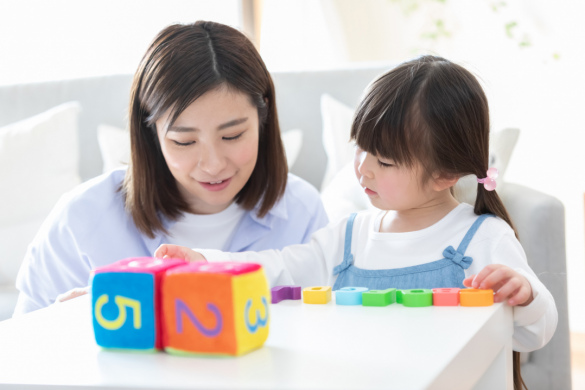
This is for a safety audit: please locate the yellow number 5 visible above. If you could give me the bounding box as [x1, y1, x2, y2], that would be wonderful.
[95, 294, 142, 330]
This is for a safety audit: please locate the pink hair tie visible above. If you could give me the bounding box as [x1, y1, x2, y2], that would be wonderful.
[477, 167, 498, 191]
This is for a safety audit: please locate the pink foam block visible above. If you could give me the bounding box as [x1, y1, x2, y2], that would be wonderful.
[432, 288, 461, 306]
[270, 286, 302, 303]
[94, 257, 188, 275]
[165, 262, 261, 276]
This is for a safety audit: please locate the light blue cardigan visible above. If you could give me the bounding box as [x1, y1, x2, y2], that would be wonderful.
[14, 168, 328, 315]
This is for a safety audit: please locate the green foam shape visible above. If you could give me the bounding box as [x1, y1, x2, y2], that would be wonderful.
[362, 288, 396, 307]
[396, 289, 403, 304]
[402, 289, 433, 307]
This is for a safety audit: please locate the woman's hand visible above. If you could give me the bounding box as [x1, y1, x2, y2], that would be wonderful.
[54, 286, 90, 304]
[154, 244, 207, 262]
[463, 264, 534, 306]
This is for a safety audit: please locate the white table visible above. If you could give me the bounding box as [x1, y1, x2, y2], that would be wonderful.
[0, 294, 512, 389]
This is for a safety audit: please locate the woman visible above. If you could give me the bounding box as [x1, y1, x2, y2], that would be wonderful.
[14, 21, 328, 315]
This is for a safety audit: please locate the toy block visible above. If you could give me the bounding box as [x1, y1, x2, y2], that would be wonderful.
[362, 288, 396, 307]
[402, 289, 433, 307]
[271, 285, 301, 303]
[162, 262, 270, 356]
[335, 287, 368, 305]
[460, 289, 494, 307]
[303, 286, 332, 304]
[396, 289, 403, 304]
[432, 288, 461, 306]
[91, 257, 187, 351]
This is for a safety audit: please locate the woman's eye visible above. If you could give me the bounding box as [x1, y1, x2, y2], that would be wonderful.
[172, 140, 195, 146]
[223, 132, 244, 141]
[377, 160, 393, 168]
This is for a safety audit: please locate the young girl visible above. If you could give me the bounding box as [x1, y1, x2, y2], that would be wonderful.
[156, 55, 556, 390]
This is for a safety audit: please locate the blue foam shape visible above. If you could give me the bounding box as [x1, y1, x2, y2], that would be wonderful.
[91, 272, 155, 350]
[335, 287, 369, 305]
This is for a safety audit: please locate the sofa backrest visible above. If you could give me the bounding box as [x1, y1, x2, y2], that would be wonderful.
[0, 64, 392, 188]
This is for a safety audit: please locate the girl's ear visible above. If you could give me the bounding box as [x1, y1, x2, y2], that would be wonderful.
[431, 174, 459, 192]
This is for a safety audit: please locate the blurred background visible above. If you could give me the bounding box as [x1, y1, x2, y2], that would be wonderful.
[1, 0, 584, 381]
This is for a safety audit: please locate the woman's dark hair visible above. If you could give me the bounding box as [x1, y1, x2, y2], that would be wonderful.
[123, 21, 287, 238]
[351, 55, 526, 390]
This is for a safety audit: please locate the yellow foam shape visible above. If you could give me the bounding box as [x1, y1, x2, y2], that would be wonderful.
[303, 286, 332, 304]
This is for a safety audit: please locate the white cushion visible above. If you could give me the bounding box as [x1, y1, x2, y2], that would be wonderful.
[97, 124, 303, 173]
[0, 102, 81, 284]
[97, 124, 130, 173]
[320, 93, 355, 191]
[282, 129, 303, 169]
[319, 94, 519, 221]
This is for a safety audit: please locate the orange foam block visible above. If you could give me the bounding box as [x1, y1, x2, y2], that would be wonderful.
[432, 288, 461, 306]
[162, 262, 270, 356]
[460, 289, 494, 307]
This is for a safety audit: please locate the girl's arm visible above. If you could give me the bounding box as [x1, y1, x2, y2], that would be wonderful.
[157, 216, 349, 288]
[467, 227, 558, 353]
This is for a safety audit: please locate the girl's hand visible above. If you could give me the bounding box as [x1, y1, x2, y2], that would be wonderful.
[463, 264, 534, 306]
[154, 244, 207, 262]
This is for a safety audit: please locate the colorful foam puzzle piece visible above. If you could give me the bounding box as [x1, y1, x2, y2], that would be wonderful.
[402, 289, 433, 307]
[162, 262, 270, 356]
[460, 288, 494, 307]
[91, 257, 187, 351]
[271, 285, 301, 303]
[396, 289, 403, 304]
[303, 286, 332, 304]
[335, 287, 369, 305]
[432, 288, 461, 306]
[362, 288, 396, 307]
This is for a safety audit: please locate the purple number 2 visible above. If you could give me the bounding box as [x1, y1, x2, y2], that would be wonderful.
[175, 299, 223, 337]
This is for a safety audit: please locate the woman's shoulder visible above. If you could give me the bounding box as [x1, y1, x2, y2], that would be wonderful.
[44, 168, 128, 232]
[62, 168, 126, 211]
[282, 173, 323, 209]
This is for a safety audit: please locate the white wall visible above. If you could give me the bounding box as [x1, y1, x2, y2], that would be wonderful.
[0, 0, 241, 85]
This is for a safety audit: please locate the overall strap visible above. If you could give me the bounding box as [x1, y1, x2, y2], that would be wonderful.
[442, 213, 494, 270]
[333, 213, 357, 276]
[456, 214, 495, 254]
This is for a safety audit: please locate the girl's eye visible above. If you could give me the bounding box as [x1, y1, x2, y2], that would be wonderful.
[172, 140, 195, 146]
[377, 160, 393, 168]
[223, 132, 244, 141]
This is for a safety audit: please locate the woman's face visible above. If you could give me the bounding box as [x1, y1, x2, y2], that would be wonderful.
[156, 86, 259, 214]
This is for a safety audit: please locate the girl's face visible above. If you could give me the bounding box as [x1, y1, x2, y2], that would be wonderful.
[354, 147, 437, 211]
[156, 86, 259, 215]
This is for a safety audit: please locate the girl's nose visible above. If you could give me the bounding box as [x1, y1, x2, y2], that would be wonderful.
[357, 151, 374, 178]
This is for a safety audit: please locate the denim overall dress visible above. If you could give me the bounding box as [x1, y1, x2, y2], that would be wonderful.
[332, 213, 494, 291]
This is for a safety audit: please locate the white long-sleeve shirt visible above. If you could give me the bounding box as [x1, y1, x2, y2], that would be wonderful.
[200, 203, 557, 353]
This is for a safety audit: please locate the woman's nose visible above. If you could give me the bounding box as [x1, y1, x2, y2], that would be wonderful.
[198, 146, 226, 176]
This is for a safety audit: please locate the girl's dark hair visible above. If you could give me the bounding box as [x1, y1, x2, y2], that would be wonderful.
[122, 21, 287, 239]
[351, 55, 526, 390]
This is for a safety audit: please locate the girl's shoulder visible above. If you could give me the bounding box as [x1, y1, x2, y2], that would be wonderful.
[456, 203, 516, 240]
